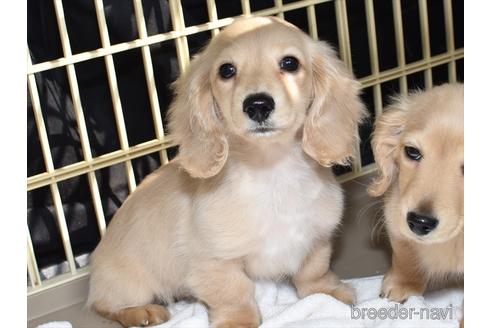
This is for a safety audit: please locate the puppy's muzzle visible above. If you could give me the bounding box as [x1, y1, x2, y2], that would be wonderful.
[243, 93, 275, 123]
[406, 211, 439, 236]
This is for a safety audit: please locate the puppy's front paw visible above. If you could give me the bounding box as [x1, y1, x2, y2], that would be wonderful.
[294, 272, 356, 305]
[214, 322, 259, 328]
[116, 304, 170, 327]
[380, 273, 425, 303]
[330, 282, 356, 305]
[211, 305, 260, 328]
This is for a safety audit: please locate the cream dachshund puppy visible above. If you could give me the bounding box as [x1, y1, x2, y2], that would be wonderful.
[87, 17, 366, 327]
[368, 83, 463, 321]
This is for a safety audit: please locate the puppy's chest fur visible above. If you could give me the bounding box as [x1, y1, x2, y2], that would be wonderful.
[194, 151, 342, 279]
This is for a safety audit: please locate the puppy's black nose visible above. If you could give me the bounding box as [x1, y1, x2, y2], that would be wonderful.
[243, 93, 275, 123]
[406, 212, 439, 236]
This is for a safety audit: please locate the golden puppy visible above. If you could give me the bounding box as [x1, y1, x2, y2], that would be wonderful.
[87, 16, 366, 328]
[368, 83, 463, 306]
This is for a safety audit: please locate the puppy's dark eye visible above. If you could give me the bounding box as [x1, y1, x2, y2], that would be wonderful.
[219, 63, 236, 79]
[279, 56, 299, 72]
[405, 146, 422, 161]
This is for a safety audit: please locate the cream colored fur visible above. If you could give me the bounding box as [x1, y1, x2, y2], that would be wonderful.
[87, 16, 366, 327]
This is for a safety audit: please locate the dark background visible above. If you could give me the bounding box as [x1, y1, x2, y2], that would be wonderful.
[27, 0, 464, 273]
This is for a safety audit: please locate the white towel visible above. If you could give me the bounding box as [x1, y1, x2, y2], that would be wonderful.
[37, 275, 463, 328]
[36, 322, 72, 328]
[158, 275, 463, 328]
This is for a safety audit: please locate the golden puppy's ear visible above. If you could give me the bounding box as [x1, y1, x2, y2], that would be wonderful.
[368, 103, 407, 196]
[302, 41, 367, 167]
[168, 56, 228, 178]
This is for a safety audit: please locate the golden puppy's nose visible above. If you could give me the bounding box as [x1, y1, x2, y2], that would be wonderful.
[407, 211, 439, 236]
[243, 93, 275, 123]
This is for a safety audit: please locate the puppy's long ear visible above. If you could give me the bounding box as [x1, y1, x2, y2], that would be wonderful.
[367, 101, 408, 196]
[168, 55, 228, 178]
[302, 41, 367, 167]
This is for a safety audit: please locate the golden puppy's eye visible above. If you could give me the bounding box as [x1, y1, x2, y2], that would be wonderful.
[219, 63, 236, 79]
[279, 56, 299, 72]
[404, 146, 422, 161]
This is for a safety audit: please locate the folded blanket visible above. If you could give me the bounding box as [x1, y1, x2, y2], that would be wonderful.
[36, 322, 73, 328]
[37, 275, 463, 328]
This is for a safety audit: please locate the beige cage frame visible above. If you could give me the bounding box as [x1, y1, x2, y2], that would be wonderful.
[27, 0, 463, 299]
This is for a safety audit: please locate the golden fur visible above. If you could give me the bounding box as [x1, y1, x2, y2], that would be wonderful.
[87, 17, 366, 327]
[368, 83, 463, 317]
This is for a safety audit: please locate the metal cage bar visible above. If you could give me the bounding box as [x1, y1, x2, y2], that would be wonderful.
[206, 0, 220, 37]
[307, 5, 318, 40]
[94, 0, 137, 197]
[241, 0, 252, 15]
[418, 0, 433, 88]
[334, 0, 353, 70]
[52, 0, 107, 237]
[334, 0, 361, 173]
[27, 57, 77, 275]
[28, 0, 333, 75]
[364, 0, 383, 118]
[359, 48, 462, 87]
[443, 0, 457, 83]
[275, 0, 285, 19]
[28, 266, 91, 296]
[27, 139, 174, 191]
[169, 0, 191, 72]
[392, 0, 408, 95]
[133, 0, 169, 165]
[27, 227, 41, 287]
